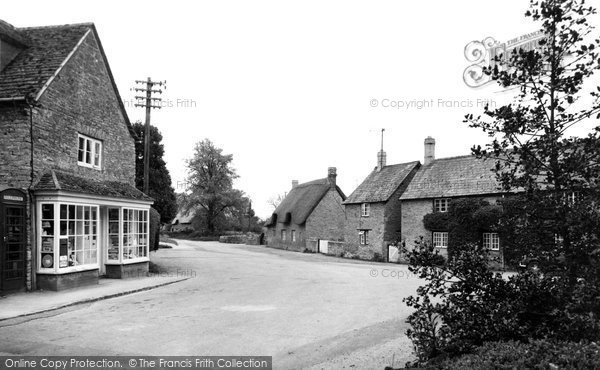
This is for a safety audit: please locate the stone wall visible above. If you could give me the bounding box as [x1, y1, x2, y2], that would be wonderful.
[343, 202, 386, 259]
[31, 31, 135, 185]
[305, 188, 345, 241]
[0, 104, 32, 188]
[265, 223, 307, 251]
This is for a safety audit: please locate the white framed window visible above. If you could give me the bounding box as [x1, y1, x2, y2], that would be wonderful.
[106, 207, 149, 263]
[39, 203, 99, 272]
[281, 229, 286, 241]
[433, 232, 448, 248]
[434, 198, 450, 213]
[483, 232, 500, 251]
[361, 203, 370, 217]
[291, 230, 296, 242]
[359, 230, 369, 245]
[77, 134, 102, 169]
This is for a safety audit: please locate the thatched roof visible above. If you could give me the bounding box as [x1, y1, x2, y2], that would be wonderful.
[344, 161, 420, 204]
[267, 178, 345, 226]
[400, 155, 503, 200]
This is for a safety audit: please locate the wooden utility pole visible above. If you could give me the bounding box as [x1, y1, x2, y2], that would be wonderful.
[133, 78, 166, 194]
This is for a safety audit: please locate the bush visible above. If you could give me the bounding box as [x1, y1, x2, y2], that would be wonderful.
[149, 207, 161, 252]
[423, 212, 451, 231]
[403, 238, 600, 367]
[430, 340, 600, 369]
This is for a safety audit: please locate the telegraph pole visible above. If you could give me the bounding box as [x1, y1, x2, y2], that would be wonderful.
[133, 78, 166, 194]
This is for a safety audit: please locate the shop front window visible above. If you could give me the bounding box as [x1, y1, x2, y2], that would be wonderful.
[39, 203, 99, 271]
[123, 208, 148, 260]
[106, 207, 149, 263]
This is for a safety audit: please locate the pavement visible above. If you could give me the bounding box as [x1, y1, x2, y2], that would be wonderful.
[0, 271, 189, 321]
[0, 240, 421, 369]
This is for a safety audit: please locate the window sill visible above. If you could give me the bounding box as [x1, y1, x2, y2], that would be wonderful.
[122, 257, 150, 265]
[37, 264, 99, 274]
[77, 162, 102, 171]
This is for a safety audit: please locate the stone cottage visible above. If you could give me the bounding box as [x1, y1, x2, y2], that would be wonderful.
[343, 149, 420, 260]
[400, 137, 505, 262]
[0, 20, 152, 292]
[266, 168, 346, 252]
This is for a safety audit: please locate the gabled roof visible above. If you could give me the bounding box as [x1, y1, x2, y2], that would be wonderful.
[33, 170, 152, 202]
[344, 161, 420, 204]
[0, 21, 136, 139]
[268, 179, 345, 226]
[400, 155, 503, 200]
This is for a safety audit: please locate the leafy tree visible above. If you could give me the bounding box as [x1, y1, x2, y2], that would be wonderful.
[466, 0, 600, 287]
[182, 139, 246, 235]
[405, 0, 600, 365]
[133, 122, 178, 224]
[267, 192, 287, 210]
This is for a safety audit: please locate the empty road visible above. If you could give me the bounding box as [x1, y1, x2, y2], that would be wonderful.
[0, 240, 422, 369]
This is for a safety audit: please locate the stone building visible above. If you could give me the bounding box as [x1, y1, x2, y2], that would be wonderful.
[343, 149, 419, 260]
[400, 137, 505, 262]
[0, 20, 152, 292]
[265, 168, 346, 252]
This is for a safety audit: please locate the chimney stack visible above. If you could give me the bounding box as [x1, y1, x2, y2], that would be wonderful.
[424, 136, 435, 165]
[377, 150, 387, 171]
[291, 180, 299, 189]
[327, 167, 337, 188]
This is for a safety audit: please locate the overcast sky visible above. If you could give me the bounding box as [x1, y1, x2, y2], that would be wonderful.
[3, 1, 599, 218]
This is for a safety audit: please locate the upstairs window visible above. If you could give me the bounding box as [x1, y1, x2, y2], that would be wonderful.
[361, 203, 370, 217]
[78, 134, 102, 169]
[434, 198, 450, 213]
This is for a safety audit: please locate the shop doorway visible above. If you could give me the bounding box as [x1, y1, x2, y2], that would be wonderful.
[0, 189, 27, 292]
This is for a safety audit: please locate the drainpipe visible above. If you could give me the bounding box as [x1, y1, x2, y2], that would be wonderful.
[25, 93, 36, 291]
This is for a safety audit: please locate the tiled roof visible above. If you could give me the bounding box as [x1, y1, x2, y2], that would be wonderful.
[0, 23, 91, 100]
[400, 155, 503, 200]
[0, 20, 136, 140]
[33, 170, 153, 202]
[269, 179, 345, 226]
[344, 161, 420, 204]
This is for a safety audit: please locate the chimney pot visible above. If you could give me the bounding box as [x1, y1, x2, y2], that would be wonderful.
[327, 167, 337, 188]
[377, 150, 387, 171]
[424, 136, 436, 165]
[291, 180, 299, 189]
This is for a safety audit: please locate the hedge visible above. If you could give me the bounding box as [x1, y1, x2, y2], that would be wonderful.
[429, 340, 600, 369]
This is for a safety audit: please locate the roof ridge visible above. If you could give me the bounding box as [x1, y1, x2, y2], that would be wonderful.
[428, 154, 478, 162]
[50, 170, 61, 190]
[383, 160, 421, 167]
[295, 178, 327, 188]
[17, 22, 94, 30]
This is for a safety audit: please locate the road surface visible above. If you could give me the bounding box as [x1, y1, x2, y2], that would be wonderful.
[0, 240, 422, 369]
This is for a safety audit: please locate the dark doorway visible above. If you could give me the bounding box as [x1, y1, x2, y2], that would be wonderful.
[0, 189, 27, 292]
